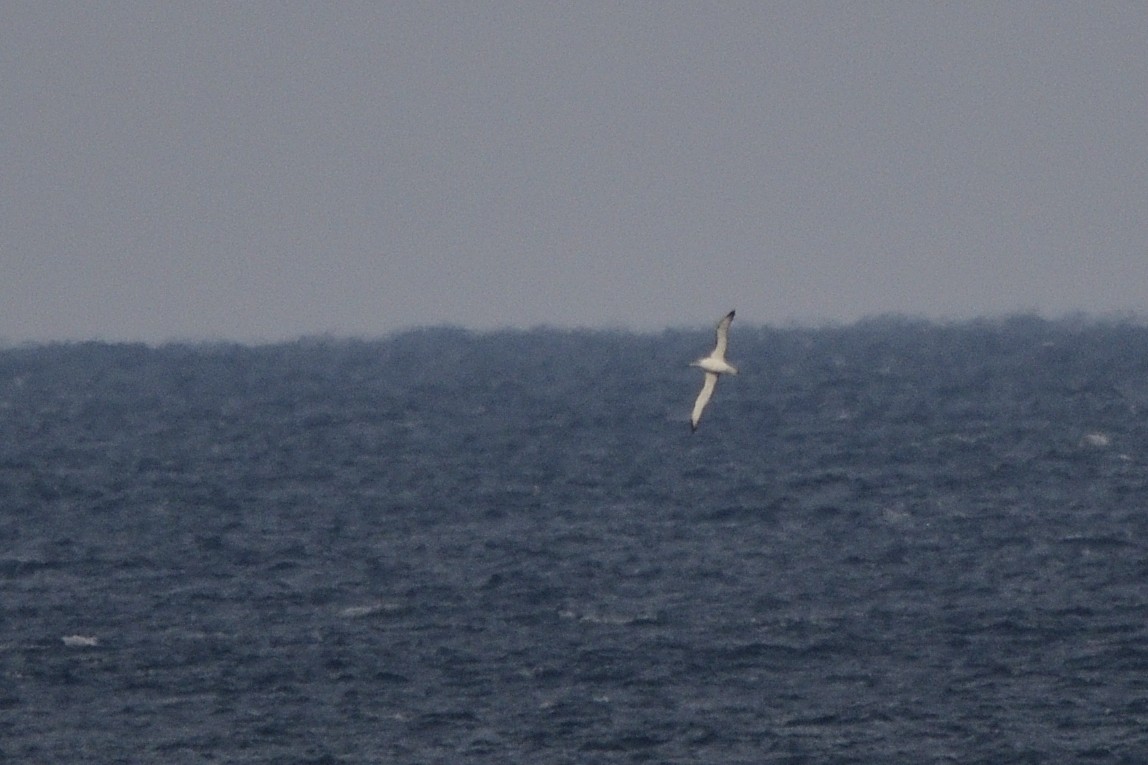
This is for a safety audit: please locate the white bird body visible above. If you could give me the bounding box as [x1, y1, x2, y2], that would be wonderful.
[690, 310, 737, 431]
[691, 356, 738, 375]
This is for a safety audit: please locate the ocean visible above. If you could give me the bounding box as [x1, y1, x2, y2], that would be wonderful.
[2, 317, 1147, 763]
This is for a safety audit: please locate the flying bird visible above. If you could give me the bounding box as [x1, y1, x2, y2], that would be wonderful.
[689, 310, 738, 432]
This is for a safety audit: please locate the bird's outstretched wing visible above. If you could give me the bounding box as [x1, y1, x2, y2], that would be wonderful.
[691, 372, 718, 431]
[712, 310, 735, 360]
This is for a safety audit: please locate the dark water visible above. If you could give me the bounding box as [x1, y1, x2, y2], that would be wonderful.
[3, 317, 1148, 763]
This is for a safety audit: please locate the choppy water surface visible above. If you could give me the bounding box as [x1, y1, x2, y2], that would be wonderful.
[3, 318, 1148, 763]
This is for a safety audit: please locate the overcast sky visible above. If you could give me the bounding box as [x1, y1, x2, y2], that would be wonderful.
[3, 2, 1146, 343]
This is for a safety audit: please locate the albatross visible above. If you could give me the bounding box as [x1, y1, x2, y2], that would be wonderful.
[690, 310, 738, 432]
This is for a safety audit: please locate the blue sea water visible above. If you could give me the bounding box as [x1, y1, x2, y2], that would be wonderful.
[2, 317, 1148, 763]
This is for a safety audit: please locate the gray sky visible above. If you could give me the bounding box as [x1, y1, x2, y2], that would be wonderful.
[3, 2, 1147, 343]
